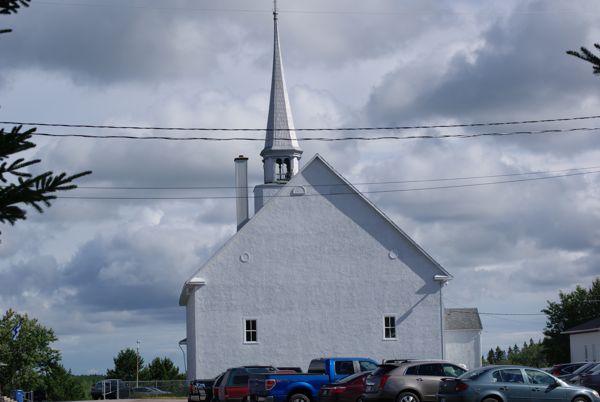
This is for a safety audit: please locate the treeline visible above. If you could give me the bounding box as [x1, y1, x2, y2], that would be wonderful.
[485, 338, 547, 367]
[106, 348, 184, 381]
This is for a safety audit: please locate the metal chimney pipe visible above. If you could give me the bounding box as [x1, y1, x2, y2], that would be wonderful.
[234, 155, 249, 231]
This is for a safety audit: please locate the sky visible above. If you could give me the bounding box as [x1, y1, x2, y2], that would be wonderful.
[1, 0, 600, 375]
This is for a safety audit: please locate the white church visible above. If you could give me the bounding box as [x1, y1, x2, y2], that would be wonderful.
[179, 6, 482, 379]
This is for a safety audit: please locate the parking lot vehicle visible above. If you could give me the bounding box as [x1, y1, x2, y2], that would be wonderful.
[91, 379, 130, 400]
[437, 365, 600, 402]
[561, 362, 600, 384]
[581, 364, 600, 392]
[549, 362, 587, 376]
[215, 366, 278, 402]
[249, 357, 378, 402]
[362, 360, 466, 402]
[319, 371, 372, 402]
[189, 378, 218, 402]
[132, 386, 171, 397]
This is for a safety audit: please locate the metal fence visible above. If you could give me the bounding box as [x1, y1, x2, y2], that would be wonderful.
[123, 380, 188, 397]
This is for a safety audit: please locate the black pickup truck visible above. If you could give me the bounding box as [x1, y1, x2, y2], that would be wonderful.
[189, 375, 221, 402]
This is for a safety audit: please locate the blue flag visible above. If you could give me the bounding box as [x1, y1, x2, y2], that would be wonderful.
[11, 321, 22, 341]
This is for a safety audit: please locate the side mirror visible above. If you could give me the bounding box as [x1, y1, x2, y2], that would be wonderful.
[548, 381, 560, 389]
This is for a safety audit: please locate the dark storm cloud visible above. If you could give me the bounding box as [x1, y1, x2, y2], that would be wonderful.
[61, 231, 194, 311]
[0, 1, 246, 84]
[366, 1, 600, 124]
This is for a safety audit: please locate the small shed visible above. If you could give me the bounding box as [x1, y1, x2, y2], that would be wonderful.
[563, 317, 600, 362]
[444, 308, 482, 369]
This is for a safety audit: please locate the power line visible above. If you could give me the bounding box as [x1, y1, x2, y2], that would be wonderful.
[75, 165, 600, 190]
[32, 1, 589, 16]
[479, 312, 545, 316]
[18, 126, 600, 142]
[3, 114, 600, 131]
[58, 169, 600, 200]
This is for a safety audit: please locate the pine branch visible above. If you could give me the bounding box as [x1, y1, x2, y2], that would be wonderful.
[0, 125, 92, 229]
[0, 0, 31, 15]
[0, 0, 31, 34]
[567, 43, 600, 75]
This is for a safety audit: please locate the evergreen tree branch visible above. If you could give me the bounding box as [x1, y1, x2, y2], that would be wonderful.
[0, 0, 31, 34]
[567, 43, 600, 75]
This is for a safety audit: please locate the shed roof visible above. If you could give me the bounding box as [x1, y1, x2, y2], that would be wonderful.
[445, 308, 482, 331]
[563, 317, 600, 334]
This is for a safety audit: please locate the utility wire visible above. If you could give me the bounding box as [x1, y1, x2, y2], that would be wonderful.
[58, 169, 600, 200]
[3, 114, 600, 131]
[76, 165, 600, 190]
[19, 126, 600, 142]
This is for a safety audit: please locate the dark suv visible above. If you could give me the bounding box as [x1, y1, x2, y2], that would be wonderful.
[91, 379, 130, 400]
[362, 360, 466, 402]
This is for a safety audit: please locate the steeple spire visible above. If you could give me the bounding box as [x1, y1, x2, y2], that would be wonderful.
[261, 0, 303, 184]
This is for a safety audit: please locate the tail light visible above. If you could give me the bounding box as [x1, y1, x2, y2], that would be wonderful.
[189, 384, 193, 393]
[265, 379, 277, 391]
[329, 386, 347, 394]
[379, 374, 390, 389]
[456, 382, 469, 392]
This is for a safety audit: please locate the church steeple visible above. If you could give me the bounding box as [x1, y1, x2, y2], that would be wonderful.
[261, 0, 303, 184]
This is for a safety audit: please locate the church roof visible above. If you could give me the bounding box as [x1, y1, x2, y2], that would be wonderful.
[444, 308, 483, 331]
[261, 8, 302, 157]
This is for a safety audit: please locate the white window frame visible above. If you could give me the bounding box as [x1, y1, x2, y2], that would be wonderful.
[383, 314, 397, 340]
[243, 318, 258, 344]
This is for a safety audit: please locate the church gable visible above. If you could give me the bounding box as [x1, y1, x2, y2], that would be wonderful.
[181, 153, 449, 307]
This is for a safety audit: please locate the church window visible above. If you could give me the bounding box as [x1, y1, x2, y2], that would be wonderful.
[244, 319, 257, 343]
[383, 315, 396, 339]
[275, 158, 290, 181]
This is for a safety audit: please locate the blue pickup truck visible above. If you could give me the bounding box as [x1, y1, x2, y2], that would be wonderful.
[248, 357, 378, 402]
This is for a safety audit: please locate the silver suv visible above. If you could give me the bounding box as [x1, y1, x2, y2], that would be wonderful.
[361, 360, 466, 402]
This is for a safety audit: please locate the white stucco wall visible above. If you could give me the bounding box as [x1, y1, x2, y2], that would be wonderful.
[185, 156, 448, 379]
[570, 331, 600, 362]
[444, 330, 482, 370]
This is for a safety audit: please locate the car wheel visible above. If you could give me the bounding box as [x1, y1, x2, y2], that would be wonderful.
[356, 397, 365, 402]
[289, 393, 310, 402]
[572, 397, 590, 402]
[397, 391, 420, 402]
[481, 397, 501, 402]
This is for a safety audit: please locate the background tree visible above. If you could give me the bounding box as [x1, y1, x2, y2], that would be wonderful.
[106, 348, 144, 381]
[567, 44, 600, 75]
[494, 346, 505, 362]
[542, 279, 600, 364]
[143, 357, 181, 381]
[0, 309, 60, 394]
[486, 348, 496, 365]
[43, 364, 85, 401]
[0, 1, 91, 237]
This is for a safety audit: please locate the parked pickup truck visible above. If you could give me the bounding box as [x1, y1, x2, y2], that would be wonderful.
[248, 357, 378, 402]
[189, 377, 219, 402]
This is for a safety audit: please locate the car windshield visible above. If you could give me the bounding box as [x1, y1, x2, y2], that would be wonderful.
[572, 363, 595, 375]
[458, 367, 490, 380]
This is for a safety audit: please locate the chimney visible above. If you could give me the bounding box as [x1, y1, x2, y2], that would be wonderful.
[234, 155, 249, 231]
